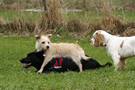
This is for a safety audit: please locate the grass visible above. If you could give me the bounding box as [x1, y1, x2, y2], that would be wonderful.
[113, 10, 135, 22]
[0, 0, 135, 89]
[0, 9, 135, 23]
[0, 35, 135, 89]
[0, 10, 41, 22]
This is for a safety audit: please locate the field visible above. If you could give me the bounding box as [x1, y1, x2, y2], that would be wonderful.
[0, 0, 135, 89]
[0, 35, 135, 89]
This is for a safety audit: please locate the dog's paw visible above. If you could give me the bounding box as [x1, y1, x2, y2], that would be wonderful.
[37, 72, 42, 74]
[114, 69, 118, 72]
[37, 70, 42, 74]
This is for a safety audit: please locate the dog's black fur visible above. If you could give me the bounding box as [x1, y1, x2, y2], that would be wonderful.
[20, 50, 112, 73]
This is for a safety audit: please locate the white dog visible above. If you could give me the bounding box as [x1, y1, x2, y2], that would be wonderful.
[35, 34, 91, 73]
[90, 30, 135, 70]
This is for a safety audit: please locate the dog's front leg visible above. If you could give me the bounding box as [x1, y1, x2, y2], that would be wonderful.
[37, 56, 52, 73]
[111, 54, 121, 70]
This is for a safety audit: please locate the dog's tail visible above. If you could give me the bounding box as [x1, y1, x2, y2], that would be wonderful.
[101, 62, 112, 67]
[81, 54, 91, 60]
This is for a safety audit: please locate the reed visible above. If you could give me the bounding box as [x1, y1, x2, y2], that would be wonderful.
[34, 0, 64, 35]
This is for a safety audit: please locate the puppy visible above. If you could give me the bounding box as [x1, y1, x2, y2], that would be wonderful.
[35, 34, 91, 73]
[90, 30, 135, 70]
[20, 50, 112, 73]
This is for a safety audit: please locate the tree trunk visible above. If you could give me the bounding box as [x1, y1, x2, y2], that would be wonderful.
[43, 0, 47, 11]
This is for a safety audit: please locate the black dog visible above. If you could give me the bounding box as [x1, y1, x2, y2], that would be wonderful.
[20, 50, 112, 73]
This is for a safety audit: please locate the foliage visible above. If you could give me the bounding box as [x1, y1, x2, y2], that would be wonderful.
[0, 0, 135, 36]
[34, 0, 64, 35]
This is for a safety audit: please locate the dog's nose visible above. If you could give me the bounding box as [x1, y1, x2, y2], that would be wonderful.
[20, 59, 23, 63]
[46, 46, 49, 49]
[90, 40, 92, 44]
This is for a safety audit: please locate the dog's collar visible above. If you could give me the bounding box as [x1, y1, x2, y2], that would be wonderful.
[103, 39, 110, 47]
[43, 53, 46, 56]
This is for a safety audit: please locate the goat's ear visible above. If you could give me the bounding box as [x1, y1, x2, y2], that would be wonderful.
[47, 34, 52, 38]
[35, 35, 41, 40]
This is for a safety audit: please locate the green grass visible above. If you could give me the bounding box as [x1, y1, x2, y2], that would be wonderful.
[113, 10, 135, 22]
[0, 35, 135, 89]
[0, 10, 41, 22]
[0, 9, 135, 23]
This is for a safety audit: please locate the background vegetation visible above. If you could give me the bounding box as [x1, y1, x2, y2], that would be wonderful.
[0, 0, 134, 36]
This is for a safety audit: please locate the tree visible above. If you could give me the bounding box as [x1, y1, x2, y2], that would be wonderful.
[42, 0, 47, 11]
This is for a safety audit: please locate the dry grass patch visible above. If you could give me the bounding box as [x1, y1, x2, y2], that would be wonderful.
[66, 19, 87, 32]
[34, 0, 64, 35]
[3, 18, 35, 35]
[121, 28, 135, 37]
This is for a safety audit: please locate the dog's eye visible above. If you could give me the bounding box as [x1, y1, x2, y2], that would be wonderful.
[42, 42, 45, 44]
[48, 42, 50, 44]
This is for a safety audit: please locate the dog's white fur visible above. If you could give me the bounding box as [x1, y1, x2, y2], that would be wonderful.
[35, 34, 91, 73]
[90, 30, 135, 70]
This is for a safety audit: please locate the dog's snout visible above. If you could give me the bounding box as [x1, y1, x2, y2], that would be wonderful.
[90, 40, 92, 43]
[90, 40, 91, 43]
[46, 46, 49, 49]
[20, 59, 24, 63]
[90, 39, 94, 45]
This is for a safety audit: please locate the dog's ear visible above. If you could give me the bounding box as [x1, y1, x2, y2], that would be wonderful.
[94, 32, 104, 47]
[35, 35, 41, 40]
[47, 34, 52, 38]
[96, 31, 101, 34]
